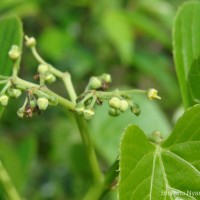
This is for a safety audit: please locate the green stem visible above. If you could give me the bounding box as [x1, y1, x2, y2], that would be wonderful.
[62, 72, 77, 103]
[12, 77, 75, 110]
[0, 160, 21, 200]
[0, 81, 11, 95]
[96, 89, 146, 99]
[75, 114, 103, 182]
[83, 159, 119, 200]
[61, 73, 102, 183]
[31, 46, 63, 78]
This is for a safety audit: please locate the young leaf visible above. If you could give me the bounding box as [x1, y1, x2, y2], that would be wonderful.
[173, 1, 200, 108]
[119, 104, 200, 199]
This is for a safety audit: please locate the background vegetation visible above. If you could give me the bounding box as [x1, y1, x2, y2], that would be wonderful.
[0, 0, 192, 199]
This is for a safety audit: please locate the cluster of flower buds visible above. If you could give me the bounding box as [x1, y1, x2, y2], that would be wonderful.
[17, 90, 49, 118]
[36, 64, 56, 84]
[108, 97, 141, 117]
[88, 73, 112, 91]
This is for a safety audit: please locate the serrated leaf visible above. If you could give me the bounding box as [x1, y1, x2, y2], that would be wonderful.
[173, 1, 200, 108]
[119, 105, 200, 200]
[0, 16, 23, 115]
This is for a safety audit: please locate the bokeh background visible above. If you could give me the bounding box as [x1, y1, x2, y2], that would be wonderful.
[0, 0, 190, 199]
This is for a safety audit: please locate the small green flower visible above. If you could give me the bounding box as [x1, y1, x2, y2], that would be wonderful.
[83, 108, 94, 120]
[37, 98, 49, 110]
[0, 95, 9, 106]
[109, 97, 121, 109]
[147, 88, 161, 100]
[25, 36, 36, 47]
[8, 45, 21, 61]
[7, 88, 22, 98]
[108, 108, 120, 117]
[89, 77, 102, 89]
[119, 100, 129, 112]
[45, 73, 56, 83]
[38, 64, 49, 74]
[75, 103, 85, 115]
[130, 103, 141, 116]
[100, 73, 112, 83]
[17, 108, 24, 118]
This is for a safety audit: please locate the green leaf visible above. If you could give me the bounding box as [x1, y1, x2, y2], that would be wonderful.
[91, 95, 171, 164]
[188, 57, 200, 102]
[119, 104, 200, 199]
[173, 1, 200, 108]
[0, 16, 23, 115]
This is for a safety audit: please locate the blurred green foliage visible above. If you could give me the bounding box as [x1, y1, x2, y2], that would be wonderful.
[0, 0, 190, 199]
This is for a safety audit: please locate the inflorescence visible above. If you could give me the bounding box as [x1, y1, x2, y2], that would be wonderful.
[0, 36, 161, 120]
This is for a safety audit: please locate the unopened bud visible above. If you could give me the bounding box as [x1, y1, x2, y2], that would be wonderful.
[149, 131, 163, 143]
[83, 108, 94, 120]
[109, 97, 121, 109]
[119, 100, 129, 112]
[108, 108, 120, 117]
[37, 98, 49, 110]
[7, 88, 22, 98]
[75, 103, 85, 115]
[45, 73, 56, 83]
[8, 45, 21, 61]
[25, 36, 36, 47]
[147, 88, 161, 100]
[30, 100, 37, 108]
[17, 108, 24, 118]
[38, 64, 49, 74]
[0, 95, 9, 106]
[89, 77, 102, 89]
[130, 103, 141, 116]
[100, 73, 112, 83]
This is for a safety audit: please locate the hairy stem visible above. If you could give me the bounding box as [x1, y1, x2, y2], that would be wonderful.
[0, 160, 21, 200]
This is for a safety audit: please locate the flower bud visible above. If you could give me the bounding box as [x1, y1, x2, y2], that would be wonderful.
[119, 100, 129, 112]
[149, 131, 163, 143]
[0, 95, 9, 106]
[147, 88, 161, 100]
[30, 100, 37, 108]
[25, 36, 36, 47]
[89, 77, 102, 89]
[130, 103, 141, 116]
[100, 73, 112, 83]
[37, 98, 49, 110]
[8, 45, 21, 61]
[75, 103, 85, 115]
[108, 108, 120, 117]
[38, 64, 49, 74]
[83, 108, 94, 120]
[17, 108, 24, 118]
[109, 97, 121, 109]
[7, 88, 22, 98]
[45, 73, 56, 83]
